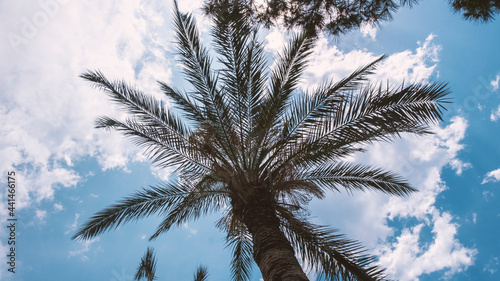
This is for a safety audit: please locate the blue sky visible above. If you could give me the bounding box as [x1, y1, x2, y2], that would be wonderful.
[1, 0, 499, 280]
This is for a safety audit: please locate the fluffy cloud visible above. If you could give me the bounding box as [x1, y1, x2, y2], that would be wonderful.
[311, 116, 475, 280]
[482, 168, 500, 184]
[1, 1, 175, 273]
[377, 212, 475, 281]
[360, 22, 377, 40]
[491, 106, 500, 121]
[301, 33, 440, 91]
[264, 28, 473, 280]
[0, 0, 175, 210]
[449, 158, 472, 175]
[491, 74, 500, 91]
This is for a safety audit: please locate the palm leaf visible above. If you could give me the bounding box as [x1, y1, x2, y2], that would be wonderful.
[72, 182, 224, 240]
[217, 212, 254, 281]
[293, 162, 416, 196]
[277, 207, 387, 281]
[149, 182, 228, 240]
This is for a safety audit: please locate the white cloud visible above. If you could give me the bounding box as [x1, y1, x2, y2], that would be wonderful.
[311, 116, 475, 280]
[449, 158, 472, 175]
[482, 168, 500, 184]
[360, 22, 377, 40]
[491, 106, 500, 121]
[35, 209, 47, 222]
[0, 0, 175, 210]
[150, 165, 174, 181]
[65, 213, 80, 235]
[377, 212, 475, 281]
[484, 257, 499, 274]
[265, 27, 288, 54]
[302, 33, 441, 91]
[491, 74, 500, 91]
[483, 190, 494, 201]
[68, 238, 100, 261]
[54, 203, 64, 211]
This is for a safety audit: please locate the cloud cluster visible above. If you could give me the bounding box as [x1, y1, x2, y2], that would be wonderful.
[303, 34, 475, 280]
[1, 1, 178, 274]
[1, 0, 175, 209]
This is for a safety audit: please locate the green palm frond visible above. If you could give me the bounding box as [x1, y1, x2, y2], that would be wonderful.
[278, 55, 386, 147]
[135, 247, 157, 281]
[212, 7, 268, 171]
[157, 82, 206, 124]
[173, 1, 239, 168]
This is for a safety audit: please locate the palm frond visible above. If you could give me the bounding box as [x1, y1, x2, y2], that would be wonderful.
[158, 81, 206, 125]
[271, 81, 449, 174]
[134, 247, 157, 281]
[95, 116, 211, 174]
[81, 70, 191, 140]
[173, 1, 242, 171]
[217, 212, 254, 281]
[212, 8, 268, 171]
[72, 183, 193, 240]
[149, 182, 228, 240]
[279, 55, 386, 145]
[277, 207, 387, 281]
[294, 162, 416, 196]
[254, 32, 316, 156]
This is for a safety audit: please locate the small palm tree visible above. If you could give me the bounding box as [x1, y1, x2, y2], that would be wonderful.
[134, 247, 208, 281]
[73, 1, 449, 280]
[135, 247, 158, 281]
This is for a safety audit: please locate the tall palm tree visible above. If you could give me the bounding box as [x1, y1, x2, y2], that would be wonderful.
[73, 1, 449, 280]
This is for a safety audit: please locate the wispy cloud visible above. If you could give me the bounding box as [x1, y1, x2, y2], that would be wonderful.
[491, 106, 500, 121]
[491, 74, 500, 91]
[53, 203, 64, 211]
[482, 168, 500, 184]
[68, 238, 100, 261]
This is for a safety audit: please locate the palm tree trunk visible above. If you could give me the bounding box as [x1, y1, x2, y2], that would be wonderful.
[240, 200, 309, 281]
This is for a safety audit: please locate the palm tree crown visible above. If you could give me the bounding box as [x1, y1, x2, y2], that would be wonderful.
[73, 1, 449, 280]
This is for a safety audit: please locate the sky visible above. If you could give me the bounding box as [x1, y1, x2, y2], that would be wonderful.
[1, 0, 499, 280]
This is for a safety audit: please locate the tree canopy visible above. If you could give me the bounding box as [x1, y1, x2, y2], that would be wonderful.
[74, 1, 449, 280]
[203, 0, 500, 35]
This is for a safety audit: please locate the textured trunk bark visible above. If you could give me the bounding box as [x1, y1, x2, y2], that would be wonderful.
[241, 201, 309, 281]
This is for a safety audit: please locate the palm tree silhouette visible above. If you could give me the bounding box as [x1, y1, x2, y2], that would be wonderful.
[134, 247, 208, 281]
[73, 1, 449, 280]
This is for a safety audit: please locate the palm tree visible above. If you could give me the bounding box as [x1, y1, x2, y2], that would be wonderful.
[134, 247, 208, 281]
[73, 1, 449, 280]
[135, 247, 158, 281]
